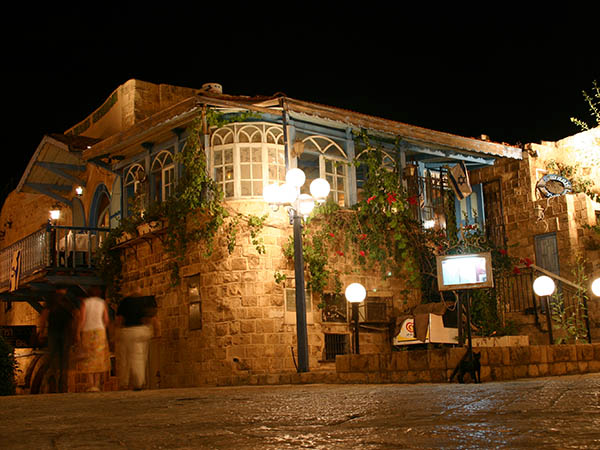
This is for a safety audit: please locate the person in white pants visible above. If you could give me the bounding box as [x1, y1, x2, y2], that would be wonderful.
[116, 295, 158, 390]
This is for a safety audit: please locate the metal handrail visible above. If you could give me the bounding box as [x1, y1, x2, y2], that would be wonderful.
[0, 225, 111, 290]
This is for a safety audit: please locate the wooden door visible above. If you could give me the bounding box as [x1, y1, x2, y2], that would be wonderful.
[534, 233, 560, 275]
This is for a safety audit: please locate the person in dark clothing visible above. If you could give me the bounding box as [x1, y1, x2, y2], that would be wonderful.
[116, 295, 159, 390]
[38, 286, 82, 393]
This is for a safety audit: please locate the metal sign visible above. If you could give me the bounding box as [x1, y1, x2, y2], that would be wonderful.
[537, 174, 572, 198]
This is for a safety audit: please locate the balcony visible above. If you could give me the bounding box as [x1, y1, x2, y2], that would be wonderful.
[0, 225, 110, 311]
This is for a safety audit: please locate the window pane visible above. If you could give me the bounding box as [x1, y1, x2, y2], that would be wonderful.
[253, 181, 262, 196]
[225, 167, 234, 181]
[215, 167, 223, 183]
[225, 182, 234, 197]
[325, 160, 333, 173]
[241, 164, 251, 179]
[253, 164, 262, 179]
[241, 181, 251, 196]
[252, 148, 262, 162]
[240, 147, 250, 163]
[224, 148, 233, 164]
[214, 150, 222, 165]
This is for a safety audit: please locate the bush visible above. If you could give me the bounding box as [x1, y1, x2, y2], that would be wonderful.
[0, 335, 17, 395]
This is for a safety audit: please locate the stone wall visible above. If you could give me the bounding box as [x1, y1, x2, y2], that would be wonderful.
[335, 344, 600, 384]
[117, 200, 420, 388]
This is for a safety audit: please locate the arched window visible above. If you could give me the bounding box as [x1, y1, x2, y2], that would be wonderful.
[151, 149, 175, 202]
[89, 184, 110, 227]
[124, 163, 146, 217]
[298, 135, 348, 206]
[209, 122, 285, 199]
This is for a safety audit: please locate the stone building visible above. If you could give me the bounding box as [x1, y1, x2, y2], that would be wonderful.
[469, 127, 600, 343]
[0, 79, 527, 392]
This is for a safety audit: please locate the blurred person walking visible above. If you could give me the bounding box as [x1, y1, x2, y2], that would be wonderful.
[116, 294, 158, 390]
[76, 286, 110, 392]
[38, 286, 80, 393]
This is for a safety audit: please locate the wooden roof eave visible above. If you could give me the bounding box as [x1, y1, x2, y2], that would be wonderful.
[281, 97, 522, 160]
[83, 94, 285, 162]
[16, 135, 86, 205]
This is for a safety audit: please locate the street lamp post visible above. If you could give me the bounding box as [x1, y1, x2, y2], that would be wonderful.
[264, 168, 330, 372]
[345, 282, 366, 354]
[533, 275, 556, 345]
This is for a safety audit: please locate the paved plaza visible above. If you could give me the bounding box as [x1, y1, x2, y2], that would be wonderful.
[1, 374, 600, 449]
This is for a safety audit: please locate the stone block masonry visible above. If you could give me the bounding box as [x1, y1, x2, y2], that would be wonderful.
[334, 344, 600, 384]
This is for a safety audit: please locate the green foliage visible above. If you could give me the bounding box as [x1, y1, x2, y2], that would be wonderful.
[550, 257, 589, 344]
[98, 109, 265, 294]
[570, 80, 600, 131]
[280, 130, 521, 337]
[545, 159, 599, 203]
[0, 336, 17, 396]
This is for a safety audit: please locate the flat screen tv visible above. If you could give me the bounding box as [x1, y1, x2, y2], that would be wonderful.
[436, 252, 494, 291]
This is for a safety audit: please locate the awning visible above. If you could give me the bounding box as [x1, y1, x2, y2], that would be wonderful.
[16, 134, 99, 206]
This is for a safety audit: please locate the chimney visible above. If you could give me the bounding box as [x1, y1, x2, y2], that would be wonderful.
[201, 83, 223, 94]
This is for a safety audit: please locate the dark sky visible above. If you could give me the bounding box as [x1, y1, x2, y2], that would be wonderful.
[3, 7, 598, 198]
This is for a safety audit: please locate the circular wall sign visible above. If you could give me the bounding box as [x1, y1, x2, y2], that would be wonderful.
[537, 174, 572, 197]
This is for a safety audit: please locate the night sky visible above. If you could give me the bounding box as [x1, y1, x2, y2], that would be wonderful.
[3, 7, 598, 200]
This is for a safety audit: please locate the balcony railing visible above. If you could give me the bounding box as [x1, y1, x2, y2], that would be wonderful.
[0, 225, 111, 291]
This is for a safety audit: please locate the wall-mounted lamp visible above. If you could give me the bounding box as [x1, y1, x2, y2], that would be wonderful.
[49, 203, 62, 222]
[75, 186, 83, 196]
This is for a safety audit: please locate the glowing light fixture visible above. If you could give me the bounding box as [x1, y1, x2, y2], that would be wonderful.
[533, 275, 556, 297]
[592, 277, 600, 297]
[285, 168, 306, 188]
[262, 167, 330, 372]
[310, 178, 330, 203]
[345, 282, 367, 304]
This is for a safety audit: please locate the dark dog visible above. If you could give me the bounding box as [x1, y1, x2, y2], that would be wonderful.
[449, 351, 481, 383]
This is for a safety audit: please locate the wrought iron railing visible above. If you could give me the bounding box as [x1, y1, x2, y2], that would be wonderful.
[496, 264, 592, 343]
[0, 225, 111, 290]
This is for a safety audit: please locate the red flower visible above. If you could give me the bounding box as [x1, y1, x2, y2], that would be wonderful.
[359, 250, 366, 257]
[367, 195, 377, 204]
[499, 249, 507, 255]
[387, 192, 397, 205]
[329, 232, 335, 238]
[336, 250, 344, 256]
[513, 267, 521, 275]
[407, 195, 418, 206]
[520, 257, 533, 268]
[358, 233, 367, 240]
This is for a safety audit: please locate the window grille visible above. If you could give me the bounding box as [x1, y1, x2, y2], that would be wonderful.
[324, 333, 349, 361]
[359, 298, 388, 323]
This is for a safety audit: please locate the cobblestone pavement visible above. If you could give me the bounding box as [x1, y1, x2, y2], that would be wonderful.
[1, 374, 600, 449]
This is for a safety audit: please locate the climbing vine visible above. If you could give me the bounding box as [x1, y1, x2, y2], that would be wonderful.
[545, 159, 599, 202]
[279, 130, 521, 336]
[99, 108, 267, 298]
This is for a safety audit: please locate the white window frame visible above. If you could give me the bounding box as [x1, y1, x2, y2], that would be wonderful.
[123, 163, 146, 217]
[298, 135, 348, 207]
[151, 149, 175, 202]
[209, 123, 285, 199]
